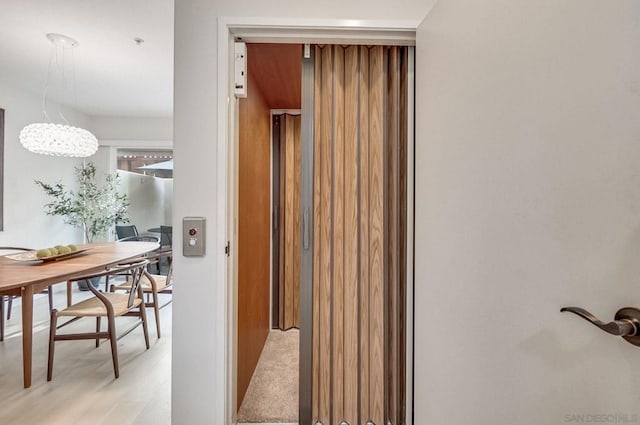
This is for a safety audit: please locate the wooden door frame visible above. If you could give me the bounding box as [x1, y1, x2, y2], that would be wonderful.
[217, 18, 417, 425]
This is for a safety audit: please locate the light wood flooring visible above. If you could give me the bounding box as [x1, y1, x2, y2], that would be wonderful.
[0, 283, 171, 425]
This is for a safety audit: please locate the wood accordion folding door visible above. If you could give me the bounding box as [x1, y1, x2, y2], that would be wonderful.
[309, 44, 408, 425]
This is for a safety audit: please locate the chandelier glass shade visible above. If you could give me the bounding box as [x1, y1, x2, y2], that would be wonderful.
[19, 33, 98, 158]
[20, 123, 98, 157]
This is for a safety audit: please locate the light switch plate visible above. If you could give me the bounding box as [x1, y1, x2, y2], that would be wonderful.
[183, 217, 206, 257]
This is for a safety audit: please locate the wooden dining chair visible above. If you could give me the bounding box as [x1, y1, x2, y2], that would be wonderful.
[158, 226, 172, 272]
[110, 250, 173, 338]
[47, 259, 151, 381]
[105, 235, 161, 288]
[159, 225, 172, 249]
[0, 246, 54, 342]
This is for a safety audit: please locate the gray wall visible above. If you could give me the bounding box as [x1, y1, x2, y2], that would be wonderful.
[415, 1, 640, 424]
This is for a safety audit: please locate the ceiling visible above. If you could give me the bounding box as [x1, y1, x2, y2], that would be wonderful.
[0, 0, 173, 118]
[247, 43, 301, 110]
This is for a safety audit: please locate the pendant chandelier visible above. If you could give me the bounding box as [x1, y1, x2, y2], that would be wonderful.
[19, 33, 98, 158]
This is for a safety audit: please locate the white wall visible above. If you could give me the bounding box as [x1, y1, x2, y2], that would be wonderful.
[0, 83, 166, 247]
[90, 115, 173, 141]
[211, 0, 430, 20]
[415, 1, 640, 424]
[90, 117, 174, 242]
[118, 170, 171, 236]
[0, 82, 86, 247]
[173, 2, 435, 424]
[162, 177, 173, 225]
[173, 5, 220, 424]
[91, 145, 118, 175]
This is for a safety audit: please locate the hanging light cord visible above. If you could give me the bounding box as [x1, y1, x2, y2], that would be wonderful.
[41, 41, 54, 123]
[72, 46, 78, 124]
[41, 40, 72, 126]
[58, 41, 70, 125]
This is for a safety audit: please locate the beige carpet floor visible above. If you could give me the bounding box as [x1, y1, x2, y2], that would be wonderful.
[237, 329, 299, 423]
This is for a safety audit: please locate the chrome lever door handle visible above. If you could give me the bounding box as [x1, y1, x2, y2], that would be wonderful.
[560, 306, 637, 336]
[561, 306, 640, 347]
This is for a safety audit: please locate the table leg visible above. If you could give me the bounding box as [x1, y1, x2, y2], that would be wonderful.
[21, 285, 34, 388]
[66, 281, 72, 307]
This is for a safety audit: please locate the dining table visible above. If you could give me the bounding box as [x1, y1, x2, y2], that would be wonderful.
[0, 241, 159, 388]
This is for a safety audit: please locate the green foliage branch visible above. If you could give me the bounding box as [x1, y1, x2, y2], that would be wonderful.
[35, 163, 129, 243]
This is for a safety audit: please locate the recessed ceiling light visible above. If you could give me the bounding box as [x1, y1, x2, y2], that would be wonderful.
[134, 37, 144, 46]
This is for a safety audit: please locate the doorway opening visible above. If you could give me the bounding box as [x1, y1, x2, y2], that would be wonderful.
[236, 43, 302, 424]
[230, 35, 415, 425]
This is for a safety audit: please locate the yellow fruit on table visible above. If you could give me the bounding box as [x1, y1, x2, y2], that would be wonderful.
[49, 247, 59, 256]
[67, 244, 78, 252]
[36, 249, 52, 259]
[56, 246, 71, 255]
